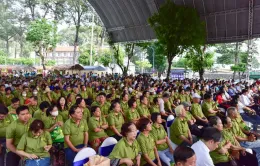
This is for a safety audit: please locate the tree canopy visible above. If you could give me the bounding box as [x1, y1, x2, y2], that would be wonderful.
[148, 0, 206, 79]
[26, 18, 58, 70]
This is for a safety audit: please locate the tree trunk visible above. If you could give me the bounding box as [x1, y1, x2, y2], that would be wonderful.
[41, 56, 46, 70]
[20, 42, 23, 58]
[166, 55, 173, 80]
[73, 25, 80, 64]
[199, 69, 204, 80]
[100, 28, 105, 47]
[6, 40, 9, 56]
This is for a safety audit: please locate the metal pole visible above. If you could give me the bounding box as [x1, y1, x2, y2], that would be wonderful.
[149, 46, 155, 77]
[90, 12, 94, 66]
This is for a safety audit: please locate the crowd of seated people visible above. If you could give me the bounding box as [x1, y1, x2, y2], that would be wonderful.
[0, 73, 260, 166]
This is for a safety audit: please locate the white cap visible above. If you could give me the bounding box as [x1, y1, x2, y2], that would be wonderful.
[192, 93, 201, 99]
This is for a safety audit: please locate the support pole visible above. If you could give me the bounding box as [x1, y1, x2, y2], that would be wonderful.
[247, 0, 254, 81]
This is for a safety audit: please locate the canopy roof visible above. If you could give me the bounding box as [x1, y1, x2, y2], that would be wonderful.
[89, 0, 260, 43]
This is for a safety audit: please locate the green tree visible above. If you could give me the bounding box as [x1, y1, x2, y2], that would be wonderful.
[78, 46, 97, 66]
[63, 0, 89, 64]
[137, 42, 167, 77]
[46, 59, 56, 66]
[185, 46, 214, 79]
[136, 60, 152, 73]
[98, 50, 113, 67]
[26, 18, 58, 70]
[172, 58, 188, 68]
[0, 3, 18, 55]
[148, 0, 206, 79]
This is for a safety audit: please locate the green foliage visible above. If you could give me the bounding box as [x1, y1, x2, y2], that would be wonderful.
[0, 2, 19, 54]
[138, 42, 167, 74]
[78, 46, 97, 66]
[185, 47, 214, 79]
[231, 64, 246, 72]
[172, 58, 188, 68]
[26, 18, 58, 69]
[135, 60, 152, 69]
[216, 43, 242, 64]
[148, 0, 206, 79]
[98, 50, 113, 67]
[46, 60, 56, 66]
[0, 56, 38, 66]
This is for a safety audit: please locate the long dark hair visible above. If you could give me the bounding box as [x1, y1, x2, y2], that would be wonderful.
[57, 96, 68, 111]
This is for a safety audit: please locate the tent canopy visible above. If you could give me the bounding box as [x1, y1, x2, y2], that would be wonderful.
[89, 0, 260, 44]
[83, 66, 107, 71]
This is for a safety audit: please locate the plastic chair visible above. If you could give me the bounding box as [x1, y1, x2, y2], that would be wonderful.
[98, 137, 118, 157]
[73, 147, 96, 166]
[166, 115, 178, 150]
[166, 115, 175, 136]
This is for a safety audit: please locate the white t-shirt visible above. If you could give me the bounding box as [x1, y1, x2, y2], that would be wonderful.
[158, 98, 165, 113]
[240, 94, 251, 106]
[191, 140, 214, 166]
[238, 101, 245, 114]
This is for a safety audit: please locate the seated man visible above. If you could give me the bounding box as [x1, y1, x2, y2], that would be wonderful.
[173, 146, 196, 166]
[191, 127, 222, 166]
[64, 105, 89, 166]
[202, 93, 223, 118]
[170, 105, 196, 147]
[6, 105, 34, 166]
[227, 107, 260, 164]
[182, 102, 202, 137]
[0, 105, 11, 166]
[191, 93, 209, 127]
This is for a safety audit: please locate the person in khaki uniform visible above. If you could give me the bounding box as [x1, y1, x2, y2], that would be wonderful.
[137, 96, 150, 119]
[33, 101, 50, 121]
[0, 105, 12, 166]
[109, 122, 141, 166]
[91, 92, 111, 117]
[43, 105, 65, 166]
[170, 105, 195, 147]
[125, 98, 140, 124]
[75, 98, 91, 121]
[136, 118, 162, 166]
[16, 120, 52, 166]
[191, 93, 209, 127]
[150, 113, 174, 166]
[150, 97, 160, 114]
[6, 105, 34, 166]
[3, 87, 14, 107]
[120, 93, 129, 113]
[202, 93, 220, 118]
[64, 105, 89, 166]
[80, 85, 88, 99]
[107, 101, 125, 141]
[88, 106, 108, 152]
[7, 97, 20, 122]
[57, 96, 70, 122]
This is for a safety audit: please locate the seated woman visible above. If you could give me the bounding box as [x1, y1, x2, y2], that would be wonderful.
[125, 98, 140, 124]
[136, 118, 162, 166]
[221, 116, 258, 166]
[109, 122, 141, 166]
[170, 105, 196, 147]
[57, 96, 69, 122]
[16, 119, 52, 166]
[150, 113, 174, 166]
[43, 105, 65, 166]
[88, 106, 108, 152]
[107, 101, 125, 141]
